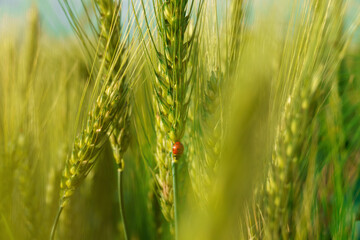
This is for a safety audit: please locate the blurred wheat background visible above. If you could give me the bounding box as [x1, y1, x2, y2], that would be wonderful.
[1, 0, 360, 239]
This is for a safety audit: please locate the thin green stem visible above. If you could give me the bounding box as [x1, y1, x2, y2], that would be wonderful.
[50, 207, 63, 240]
[172, 157, 179, 240]
[117, 168, 128, 240]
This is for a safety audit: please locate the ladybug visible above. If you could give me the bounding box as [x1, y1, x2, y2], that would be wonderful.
[172, 141, 184, 157]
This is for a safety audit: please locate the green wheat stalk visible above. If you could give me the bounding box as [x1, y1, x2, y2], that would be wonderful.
[94, 0, 132, 237]
[187, 0, 247, 208]
[265, 1, 360, 238]
[51, 0, 137, 238]
[132, 0, 204, 237]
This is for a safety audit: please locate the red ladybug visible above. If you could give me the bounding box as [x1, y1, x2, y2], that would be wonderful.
[172, 142, 184, 156]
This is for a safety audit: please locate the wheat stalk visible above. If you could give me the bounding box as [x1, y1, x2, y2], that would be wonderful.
[187, 0, 247, 208]
[57, 68, 127, 205]
[264, 1, 358, 238]
[51, 1, 133, 238]
[188, 55, 222, 207]
[228, 0, 245, 74]
[150, 0, 202, 229]
[94, 1, 132, 238]
[133, 0, 200, 219]
[132, 0, 203, 236]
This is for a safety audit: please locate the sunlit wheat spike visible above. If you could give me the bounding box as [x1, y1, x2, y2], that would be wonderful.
[94, 0, 132, 170]
[264, 0, 358, 238]
[50, 1, 137, 239]
[133, 0, 204, 222]
[59, 78, 127, 207]
[187, 0, 247, 208]
[229, 0, 246, 72]
[150, 0, 203, 222]
[188, 36, 223, 205]
[58, 0, 132, 209]
[109, 110, 131, 168]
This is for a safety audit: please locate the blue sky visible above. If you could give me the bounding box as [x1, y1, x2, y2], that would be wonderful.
[0, 0, 133, 36]
[0, 0, 290, 36]
[1, 0, 360, 37]
[0, 0, 70, 35]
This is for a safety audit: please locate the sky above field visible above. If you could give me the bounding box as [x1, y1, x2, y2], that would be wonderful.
[0, 0, 129, 35]
[0, 0, 274, 36]
[0, 0, 359, 38]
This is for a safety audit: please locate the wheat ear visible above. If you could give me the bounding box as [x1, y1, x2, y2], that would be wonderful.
[150, 0, 203, 230]
[188, 0, 247, 207]
[54, 68, 126, 210]
[265, 1, 357, 238]
[228, 0, 245, 73]
[132, 0, 203, 236]
[51, 1, 131, 238]
[95, 1, 132, 238]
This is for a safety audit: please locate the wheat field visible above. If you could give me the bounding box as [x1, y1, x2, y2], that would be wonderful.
[1, 0, 360, 239]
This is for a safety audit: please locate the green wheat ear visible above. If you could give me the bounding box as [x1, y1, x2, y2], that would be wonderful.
[264, 1, 359, 238]
[51, 0, 137, 238]
[187, 0, 248, 208]
[133, 0, 203, 224]
[94, 0, 132, 171]
[59, 75, 128, 207]
[153, 0, 203, 223]
[94, 1, 132, 238]
[57, 0, 131, 205]
[153, 1, 192, 222]
[188, 68, 222, 207]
